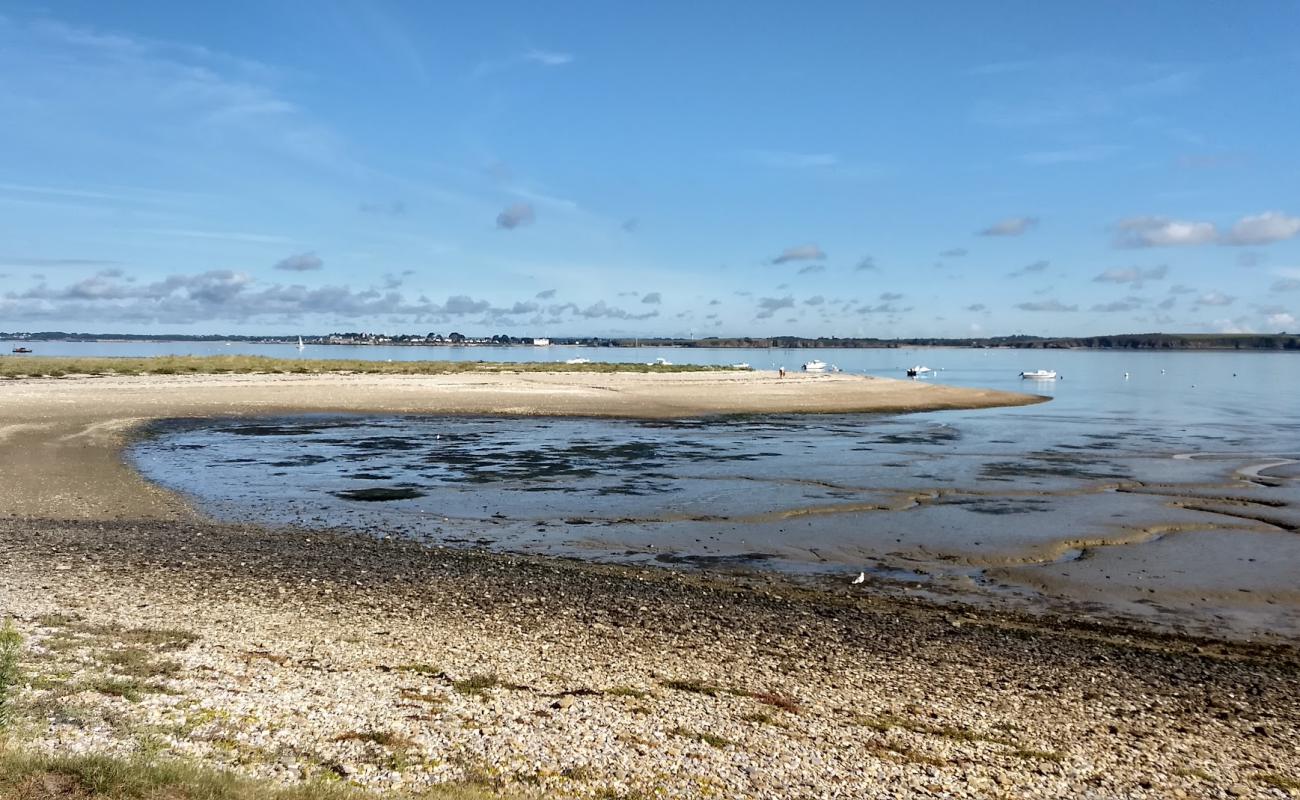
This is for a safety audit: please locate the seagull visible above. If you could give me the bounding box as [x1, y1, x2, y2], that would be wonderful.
[852, 572, 866, 585]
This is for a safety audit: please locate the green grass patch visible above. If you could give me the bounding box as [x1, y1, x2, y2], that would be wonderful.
[0, 354, 739, 380]
[660, 678, 722, 697]
[0, 620, 21, 729]
[1258, 773, 1300, 791]
[396, 664, 442, 676]
[601, 686, 650, 699]
[101, 648, 181, 679]
[80, 676, 164, 703]
[0, 748, 521, 798]
[450, 673, 524, 697]
[668, 726, 732, 749]
[1011, 748, 1065, 762]
[859, 713, 1016, 746]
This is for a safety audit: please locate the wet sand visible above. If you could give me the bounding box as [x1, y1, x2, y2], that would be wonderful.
[0, 370, 1042, 521]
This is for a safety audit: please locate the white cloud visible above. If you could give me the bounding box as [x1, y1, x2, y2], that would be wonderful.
[979, 216, 1038, 236]
[1008, 259, 1050, 277]
[1195, 291, 1235, 307]
[496, 202, 535, 229]
[755, 295, 795, 318]
[1015, 299, 1077, 312]
[524, 49, 574, 66]
[1114, 216, 1217, 248]
[771, 244, 826, 265]
[1092, 264, 1168, 287]
[1222, 211, 1300, 246]
[274, 252, 323, 272]
[1266, 312, 1296, 329]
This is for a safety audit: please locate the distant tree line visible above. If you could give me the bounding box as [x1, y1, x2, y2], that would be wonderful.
[3, 331, 1297, 350]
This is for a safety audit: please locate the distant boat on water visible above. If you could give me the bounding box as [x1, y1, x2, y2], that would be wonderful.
[730, 362, 751, 370]
[1020, 369, 1058, 380]
[647, 357, 673, 366]
[907, 365, 933, 378]
[11, 346, 32, 354]
[802, 359, 829, 373]
[564, 357, 591, 365]
[296, 336, 305, 351]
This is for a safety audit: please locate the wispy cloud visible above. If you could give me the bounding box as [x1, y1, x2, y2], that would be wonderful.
[140, 228, 293, 245]
[742, 149, 838, 168]
[755, 295, 795, 318]
[1092, 264, 1168, 287]
[1008, 259, 1050, 278]
[797, 264, 825, 275]
[979, 216, 1038, 236]
[496, 202, 535, 230]
[274, 252, 323, 272]
[1091, 298, 1144, 312]
[641, 292, 662, 304]
[1015, 299, 1077, 312]
[770, 244, 826, 265]
[474, 48, 574, 77]
[1019, 144, 1124, 165]
[940, 248, 968, 258]
[1195, 291, 1235, 307]
[854, 256, 878, 272]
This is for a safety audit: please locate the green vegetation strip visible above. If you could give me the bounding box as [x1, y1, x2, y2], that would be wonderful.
[1, 355, 739, 379]
[0, 749, 519, 799]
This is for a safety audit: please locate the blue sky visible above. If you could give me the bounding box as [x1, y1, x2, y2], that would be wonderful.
[2, 1, 1299, 337]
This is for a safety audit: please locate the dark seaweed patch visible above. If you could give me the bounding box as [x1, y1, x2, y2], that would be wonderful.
[333, 487, 426, 501]
[655, 552, 775, 566]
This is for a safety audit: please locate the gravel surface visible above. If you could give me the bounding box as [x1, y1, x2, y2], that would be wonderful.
[3, 517, 1297, 799]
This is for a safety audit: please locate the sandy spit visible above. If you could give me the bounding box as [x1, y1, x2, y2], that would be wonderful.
[0, 370, 1043, 522]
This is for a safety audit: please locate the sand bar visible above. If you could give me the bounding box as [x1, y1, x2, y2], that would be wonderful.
[0, 370, 1042, 521]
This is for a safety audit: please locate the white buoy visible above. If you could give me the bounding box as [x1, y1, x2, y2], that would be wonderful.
[1124, 372, 1130, 379]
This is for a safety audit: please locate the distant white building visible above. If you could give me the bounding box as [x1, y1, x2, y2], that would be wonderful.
[533, 338, 551, 346]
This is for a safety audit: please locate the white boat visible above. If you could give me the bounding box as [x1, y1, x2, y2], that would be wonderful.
[1020, 369, 1058, 380]
[802, 359, 829, 373]
[730, 362, 751, 370]
[564, 357, 591, 365]
[647, 357, 673, 366]
[296, 336, 305, 351]
[906, 365, 933, 378]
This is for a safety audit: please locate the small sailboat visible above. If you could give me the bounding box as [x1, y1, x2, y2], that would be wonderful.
[296, 336, 305, 351]
[1020, 369, 1058, 380]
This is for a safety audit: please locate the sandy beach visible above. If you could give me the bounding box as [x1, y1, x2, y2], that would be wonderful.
[2, 371, 1298, 799]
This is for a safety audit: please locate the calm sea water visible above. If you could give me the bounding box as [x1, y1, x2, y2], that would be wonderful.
[121, 344, 1300, 639]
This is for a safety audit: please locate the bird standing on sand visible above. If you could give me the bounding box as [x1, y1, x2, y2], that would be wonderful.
[852, 572, 866, 584]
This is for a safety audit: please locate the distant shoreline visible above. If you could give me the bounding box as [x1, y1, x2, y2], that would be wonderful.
[5, 332, 1299, 351]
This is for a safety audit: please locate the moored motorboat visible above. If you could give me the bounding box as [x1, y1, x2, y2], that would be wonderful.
[802, 359, 829, 373]
[1020, 369, 1058, 380]
[11, 346, 33, 354]
[646, 357, 673, 366]
[730, 362, 751, 370]
[906, 365, 933, 378]
[564, 357, 591, 365]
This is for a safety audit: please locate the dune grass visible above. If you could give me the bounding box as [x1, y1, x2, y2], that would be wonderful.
[0, 354, 737, 379]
